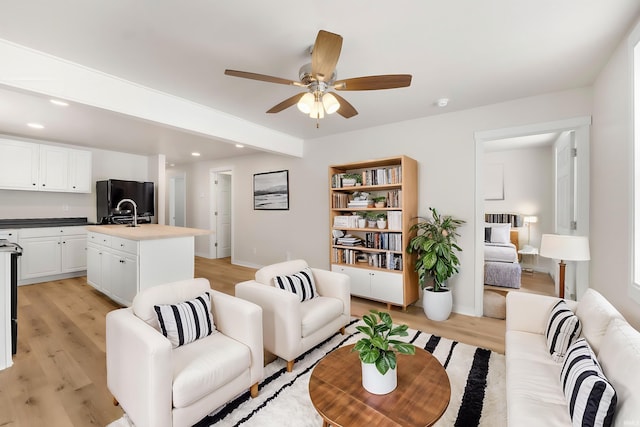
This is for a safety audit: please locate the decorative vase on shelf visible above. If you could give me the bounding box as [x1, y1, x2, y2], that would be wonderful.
[367, 220, 377, 228]
[374, 201, 385, 208]
[361, 361, 397, 395]
[377, 220, 387, 229]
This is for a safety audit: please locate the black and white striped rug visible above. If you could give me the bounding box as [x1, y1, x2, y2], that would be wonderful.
[197, 319, 506, 427]
[109, 319, 506, 427]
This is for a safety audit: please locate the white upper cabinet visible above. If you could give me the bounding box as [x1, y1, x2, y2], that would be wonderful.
[40, 145, 70, 191]
[68, 148, 92, 193]
[0, 139, 39, 190]
[0, 138, 92, 193]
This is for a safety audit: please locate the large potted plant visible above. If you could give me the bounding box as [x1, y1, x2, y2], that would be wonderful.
[406, 207, 465, 321]
[353, 310, 415, 394]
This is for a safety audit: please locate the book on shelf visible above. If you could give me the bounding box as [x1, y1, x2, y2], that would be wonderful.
[364, 232, 402, 251]
[333, 215, 359, 228]
[367, 252, 403, 270]
[387, 211, 403, 230]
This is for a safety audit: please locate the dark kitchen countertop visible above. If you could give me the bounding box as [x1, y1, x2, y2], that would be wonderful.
[0, 217, 97, 229]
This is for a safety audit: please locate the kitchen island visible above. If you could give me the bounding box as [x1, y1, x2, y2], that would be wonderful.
[85, 224, 211, 306]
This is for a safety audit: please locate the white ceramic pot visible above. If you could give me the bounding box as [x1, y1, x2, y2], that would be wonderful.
[377, 220, 387, 229]
[361, 361, 397, 395]
[358, 218, 366, 228]
[367, 220, 377, 228]
[422, 287, 452, 321]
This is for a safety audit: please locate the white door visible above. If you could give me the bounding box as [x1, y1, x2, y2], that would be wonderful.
[216, 174, 232, 258]
[169, 175, 186, 227]
[210, 171, 232, 258]
[556, 131, 575, 235]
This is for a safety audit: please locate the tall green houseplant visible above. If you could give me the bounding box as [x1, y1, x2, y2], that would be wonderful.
[407, 207, 465, 292]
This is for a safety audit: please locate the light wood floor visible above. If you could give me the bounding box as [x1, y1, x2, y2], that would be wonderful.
[0, 257, 553, 426]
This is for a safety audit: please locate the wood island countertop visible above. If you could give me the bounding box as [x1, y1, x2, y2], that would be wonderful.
[85, 224, 212, 241]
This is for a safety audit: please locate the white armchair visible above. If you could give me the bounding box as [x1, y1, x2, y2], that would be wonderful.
[235, 259, 350, 372]
[106, 278, 263, 427]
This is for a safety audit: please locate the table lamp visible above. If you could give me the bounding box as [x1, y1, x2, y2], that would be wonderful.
[523, 216, 538, 248]
[539, 234, 590, 299]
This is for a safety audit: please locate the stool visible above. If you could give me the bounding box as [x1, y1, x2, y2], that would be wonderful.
[483, 290, 506, 319]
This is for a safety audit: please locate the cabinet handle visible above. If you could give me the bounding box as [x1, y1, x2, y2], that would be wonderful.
[32, 183, 36, 186]
[42, 184, 46, 187]
[120, 244, 124, 247]
[63, 241, 66, 244]
[72, 186, 76, 189]
[57, 242, 60, 245]
[119, 259, 125, 263]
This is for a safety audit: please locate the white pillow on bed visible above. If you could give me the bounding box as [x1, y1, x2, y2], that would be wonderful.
[486, 223, 511, 244]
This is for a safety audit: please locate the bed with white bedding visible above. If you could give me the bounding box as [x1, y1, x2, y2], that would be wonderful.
[484, 222, 522, 289]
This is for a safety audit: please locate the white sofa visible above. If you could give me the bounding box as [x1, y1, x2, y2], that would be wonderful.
[506, 289, 640, 426]
[106, 278, 264, 427]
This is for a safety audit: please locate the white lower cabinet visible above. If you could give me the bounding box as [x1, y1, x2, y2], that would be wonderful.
[18, 226, 87, 284]
[331, 264, 404, 306]
[87, 232, 138, 307]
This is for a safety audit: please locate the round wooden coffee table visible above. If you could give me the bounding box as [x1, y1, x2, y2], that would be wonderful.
[308, 344, 450, 427]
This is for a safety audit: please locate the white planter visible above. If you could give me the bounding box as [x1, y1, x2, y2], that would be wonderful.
[422, 287, 452, 321]
[376, 220, 387, 229]
[361, 361, 397, 395]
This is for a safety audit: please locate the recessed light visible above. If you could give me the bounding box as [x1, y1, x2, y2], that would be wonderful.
[191, 152, 201, 157]
[235, 144, 244, 148]
[436, 98, 449, 108]
[50, 99, 69, 107]
[27, 123, 44, 129]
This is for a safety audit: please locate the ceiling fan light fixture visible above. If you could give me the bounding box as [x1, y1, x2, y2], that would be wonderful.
[322, 93, 340, 114]
[309, 100, 325, 119]
[297, 93, 314, 114]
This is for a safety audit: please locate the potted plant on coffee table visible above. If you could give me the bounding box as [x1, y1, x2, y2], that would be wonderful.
[406, 207, 465, 321]
[353, 310, 415, 395]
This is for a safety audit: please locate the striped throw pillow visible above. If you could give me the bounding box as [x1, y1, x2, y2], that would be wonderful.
[154, 292, 216, 348]
[546, 300, 582, 362]
[560, 338, 617, 427]
[274, 267, 318, 302]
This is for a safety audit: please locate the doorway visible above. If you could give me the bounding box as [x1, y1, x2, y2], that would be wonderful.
[474, 117, 591, 315]
[209, 169, 233, 259]
[168, 173, 186, 227]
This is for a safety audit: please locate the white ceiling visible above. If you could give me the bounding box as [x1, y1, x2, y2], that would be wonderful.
[0, 1, 639, 164]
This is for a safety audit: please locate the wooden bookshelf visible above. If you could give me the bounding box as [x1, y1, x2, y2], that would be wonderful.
[328, 155, 418, 310]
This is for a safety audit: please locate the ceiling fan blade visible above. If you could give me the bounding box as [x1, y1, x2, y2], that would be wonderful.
[266, 93, 306, 114]
[225, 69, 300, 86]
[330, 92, 358, 118]
[333, 74, 412, 91]
[311, 30, 343, 82]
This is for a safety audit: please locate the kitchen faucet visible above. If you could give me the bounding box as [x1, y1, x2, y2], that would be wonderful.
[115, 198, 138, 227]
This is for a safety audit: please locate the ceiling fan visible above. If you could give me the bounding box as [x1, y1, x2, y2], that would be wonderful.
[224, 30, 412, 126]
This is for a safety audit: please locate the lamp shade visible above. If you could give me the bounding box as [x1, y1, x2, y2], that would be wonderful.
[296, 93, 314, 114]
[524, 216, 538, 224]
[322, 93, 340, 114]
[539, 234, 590, 261]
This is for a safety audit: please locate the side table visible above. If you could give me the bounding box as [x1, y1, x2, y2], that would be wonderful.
[518, 246, 538, 274]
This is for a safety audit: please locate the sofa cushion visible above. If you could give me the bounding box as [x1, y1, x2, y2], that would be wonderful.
[172, 332, 251, 408]
[133, 277, 212, 331]
[546, 300, 582, 362]
[506, 331, 571, 426]
[274, 267, 318, 302]
[597, 319, 640, 426]
[300, 296, 343, 337]
[154, 292, 215, 348]
[575, 289, 623, 354]
[560, 338, 617, 427]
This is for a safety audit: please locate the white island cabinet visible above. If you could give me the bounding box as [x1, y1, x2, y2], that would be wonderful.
[85, 224, 211, 307]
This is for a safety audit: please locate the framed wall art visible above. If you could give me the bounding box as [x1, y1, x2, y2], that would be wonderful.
[253, 170, 289, 210]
